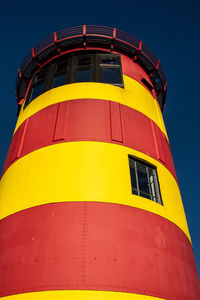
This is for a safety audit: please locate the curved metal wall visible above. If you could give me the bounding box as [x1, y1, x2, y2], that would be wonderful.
[0, 49, 199, 300]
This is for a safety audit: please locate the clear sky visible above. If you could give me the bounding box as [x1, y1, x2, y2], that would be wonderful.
[0, 0, 199, 275]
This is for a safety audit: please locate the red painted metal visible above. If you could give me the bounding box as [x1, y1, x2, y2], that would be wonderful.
[156, 60, 160, 70]
[109, 101, 123, 143]
[113, 28, 116, 39]
[121, 54, 157, 98]
[151, 121, 166, 164]
[18, 69, 22, 78]
[53, 102, 69, 142]
[18, 99, 24, 105]
[7, 120, 28, 163]
[54, 32, 58, 43]
[2, 99, 177, 181]
[31, 48, 35, 58]
[0, 202, 199, 299]
[83, 25, 86, 36]
[139, 40, 142, 51]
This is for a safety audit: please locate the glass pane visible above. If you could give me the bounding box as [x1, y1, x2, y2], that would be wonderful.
[57, 63, 67, 73]
[137, 167, 150, 196]
[79, 57, 90, 66]
[53, 73, 66, 88]
[30, 82, 44, 101]
[101, 57, 118, 65]
[129, 159, 135, 169]
[76, 68, 91, 82]
[137, 161, 146, 172]
[130, 166, 138, 195]
[35, 72, 46, 83]
[149, 168, 160, 202]
[101, 68, 119, 84]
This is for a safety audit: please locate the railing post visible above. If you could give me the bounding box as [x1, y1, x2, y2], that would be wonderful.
[54, 32, 58, 43]
[31, 48, 35, 58]
[31, 47, 41, 67]
[133, 41, 142, 61]
[83, 25, 86, 36]
[18, 69, 22, 78]
[139, 41, 142, 51]
[156, 60, 160, 70]
[54, 32, 61, 54]
[83, 25, 87, 49]
[113, 28, 116, 39]
[111, 28, 116, 50]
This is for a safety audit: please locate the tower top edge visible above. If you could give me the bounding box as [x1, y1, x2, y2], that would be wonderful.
[16, 25, 167, 111]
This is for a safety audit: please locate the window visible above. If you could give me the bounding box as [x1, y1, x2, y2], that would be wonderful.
[141, 77, 153, 92]
[98, 54, 123, 85]
[25, 70, 47, 107]
[24, 52, 123, 107]
[52, 61, 68, 88]
[129, 156, 162, 204]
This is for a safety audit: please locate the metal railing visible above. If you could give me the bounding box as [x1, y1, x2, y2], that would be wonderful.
[16, 25, 167, 110]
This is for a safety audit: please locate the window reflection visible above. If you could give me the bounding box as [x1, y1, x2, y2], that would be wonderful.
[53, 73, 66, 88]
[101, 68, 120, 84]
[76, 69, 91, 82]
[30, 82, 44, 101]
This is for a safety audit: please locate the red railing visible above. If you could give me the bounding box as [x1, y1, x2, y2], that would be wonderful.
[16, 25, 167, 110]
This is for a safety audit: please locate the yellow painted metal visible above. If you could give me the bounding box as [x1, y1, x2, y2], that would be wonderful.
[15, 75, 167, 138]
[0, 290, 165, 299]
[0, 141, 190, 241]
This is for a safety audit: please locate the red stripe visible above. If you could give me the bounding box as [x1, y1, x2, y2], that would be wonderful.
[2, 99, 176, 181]
[121, 54, 157, 99]
[151, 121, 166, 163]
[53, 102, 69, 142]
[8, 120, 28, 163]
[0, 202, 199, 299]
[109, 101, 123, 143]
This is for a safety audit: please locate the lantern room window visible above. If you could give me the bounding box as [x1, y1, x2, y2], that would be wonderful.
[24, 53, 123, 108]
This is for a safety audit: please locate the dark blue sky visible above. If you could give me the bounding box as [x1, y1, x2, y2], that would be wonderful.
[0, 0, 199, 275]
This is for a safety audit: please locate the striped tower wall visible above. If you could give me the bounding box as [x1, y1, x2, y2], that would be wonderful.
[0, 27, 199, 300]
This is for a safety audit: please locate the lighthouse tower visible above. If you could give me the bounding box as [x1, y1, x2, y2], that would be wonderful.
[0, 26, 199, 300]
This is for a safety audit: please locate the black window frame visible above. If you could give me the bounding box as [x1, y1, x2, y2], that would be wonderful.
[141, 77, 154, 92]
[98, 53, 123, 87]
[24, 68, 48, 108]
[71, 54, 96, 83]
[51, 58, 69, 89]
[129, 156, 163, 205]
[24, 52, 124, 108]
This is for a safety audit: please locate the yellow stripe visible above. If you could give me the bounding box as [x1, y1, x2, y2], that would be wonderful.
[15, 75, 167, 138]
[0, 141, 190, 240]
[1, 290, 165, 300]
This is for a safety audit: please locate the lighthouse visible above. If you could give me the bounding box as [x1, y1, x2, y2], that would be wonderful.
[0, 25, 199, 299]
